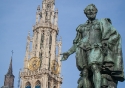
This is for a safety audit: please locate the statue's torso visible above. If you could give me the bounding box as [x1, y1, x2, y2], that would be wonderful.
[79, 19, 102, 46]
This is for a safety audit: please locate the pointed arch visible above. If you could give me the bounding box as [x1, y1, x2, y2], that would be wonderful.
[53, 86, 56, 88]
[25, 82, 31, 88]
[48, 82, 50, 88]
[35, 80, 41, 88]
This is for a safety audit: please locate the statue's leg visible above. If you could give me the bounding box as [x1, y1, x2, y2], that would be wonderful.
[76, 47, 91, 88]
[82, 68, 92, 88]
[91, 64, 101, 88]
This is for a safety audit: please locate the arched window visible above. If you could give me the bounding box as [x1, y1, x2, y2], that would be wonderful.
[35, 80, 41, 88]
[25, 82, 31, 88]
[48, 82, 50, 88]
[54, 86, 56, 88]
[40, 33, 44, 49]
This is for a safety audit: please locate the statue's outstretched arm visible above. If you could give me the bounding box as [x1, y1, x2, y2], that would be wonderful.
[60, 44, 77, 61]
[61, 24, 82, 61]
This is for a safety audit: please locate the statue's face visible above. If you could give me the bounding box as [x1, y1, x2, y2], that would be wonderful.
[85, 6, 97, 20]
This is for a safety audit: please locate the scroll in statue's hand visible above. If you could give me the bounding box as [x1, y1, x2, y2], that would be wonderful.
[60, 52, 70, 61]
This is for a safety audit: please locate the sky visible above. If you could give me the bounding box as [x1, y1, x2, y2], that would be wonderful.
[0, 0, 125, 88]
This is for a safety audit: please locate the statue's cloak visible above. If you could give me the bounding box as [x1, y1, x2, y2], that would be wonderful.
[100, 18, 124, 82]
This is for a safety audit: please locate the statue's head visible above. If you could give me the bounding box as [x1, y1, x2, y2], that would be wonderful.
[84, 4, 98, 20]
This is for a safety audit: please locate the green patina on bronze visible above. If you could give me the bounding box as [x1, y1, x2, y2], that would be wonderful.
[61, 4, 124, 88]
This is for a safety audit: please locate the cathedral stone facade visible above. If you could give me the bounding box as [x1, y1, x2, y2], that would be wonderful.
[20, 0, 62, 88]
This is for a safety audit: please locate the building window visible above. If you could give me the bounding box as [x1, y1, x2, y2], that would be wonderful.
[54, 86, 56, 88]
[25, 82, 31, 88]
[49, 33, 52, 50]
[40, 33, 44, 49]
[48, 82, 50, 88]
[35, 80, 41, 88]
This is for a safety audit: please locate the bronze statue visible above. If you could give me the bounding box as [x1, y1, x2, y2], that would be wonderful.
[61, 4, 124, 88]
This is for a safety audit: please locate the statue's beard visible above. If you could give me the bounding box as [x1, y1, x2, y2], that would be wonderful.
[86, 13, 96, 20]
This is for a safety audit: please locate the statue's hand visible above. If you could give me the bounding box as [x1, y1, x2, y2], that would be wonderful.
[60, 52, 70, 61]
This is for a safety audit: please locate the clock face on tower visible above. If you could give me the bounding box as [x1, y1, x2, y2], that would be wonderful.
[28, 57, 41, 71]
[51, 60, 60, 74]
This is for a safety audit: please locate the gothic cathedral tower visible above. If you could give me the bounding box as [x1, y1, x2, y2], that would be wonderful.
[20, 0, 62, 88]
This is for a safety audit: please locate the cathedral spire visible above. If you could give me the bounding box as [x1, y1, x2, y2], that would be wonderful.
[3, 56, 14, 88]
[6, 57, 13, 75]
